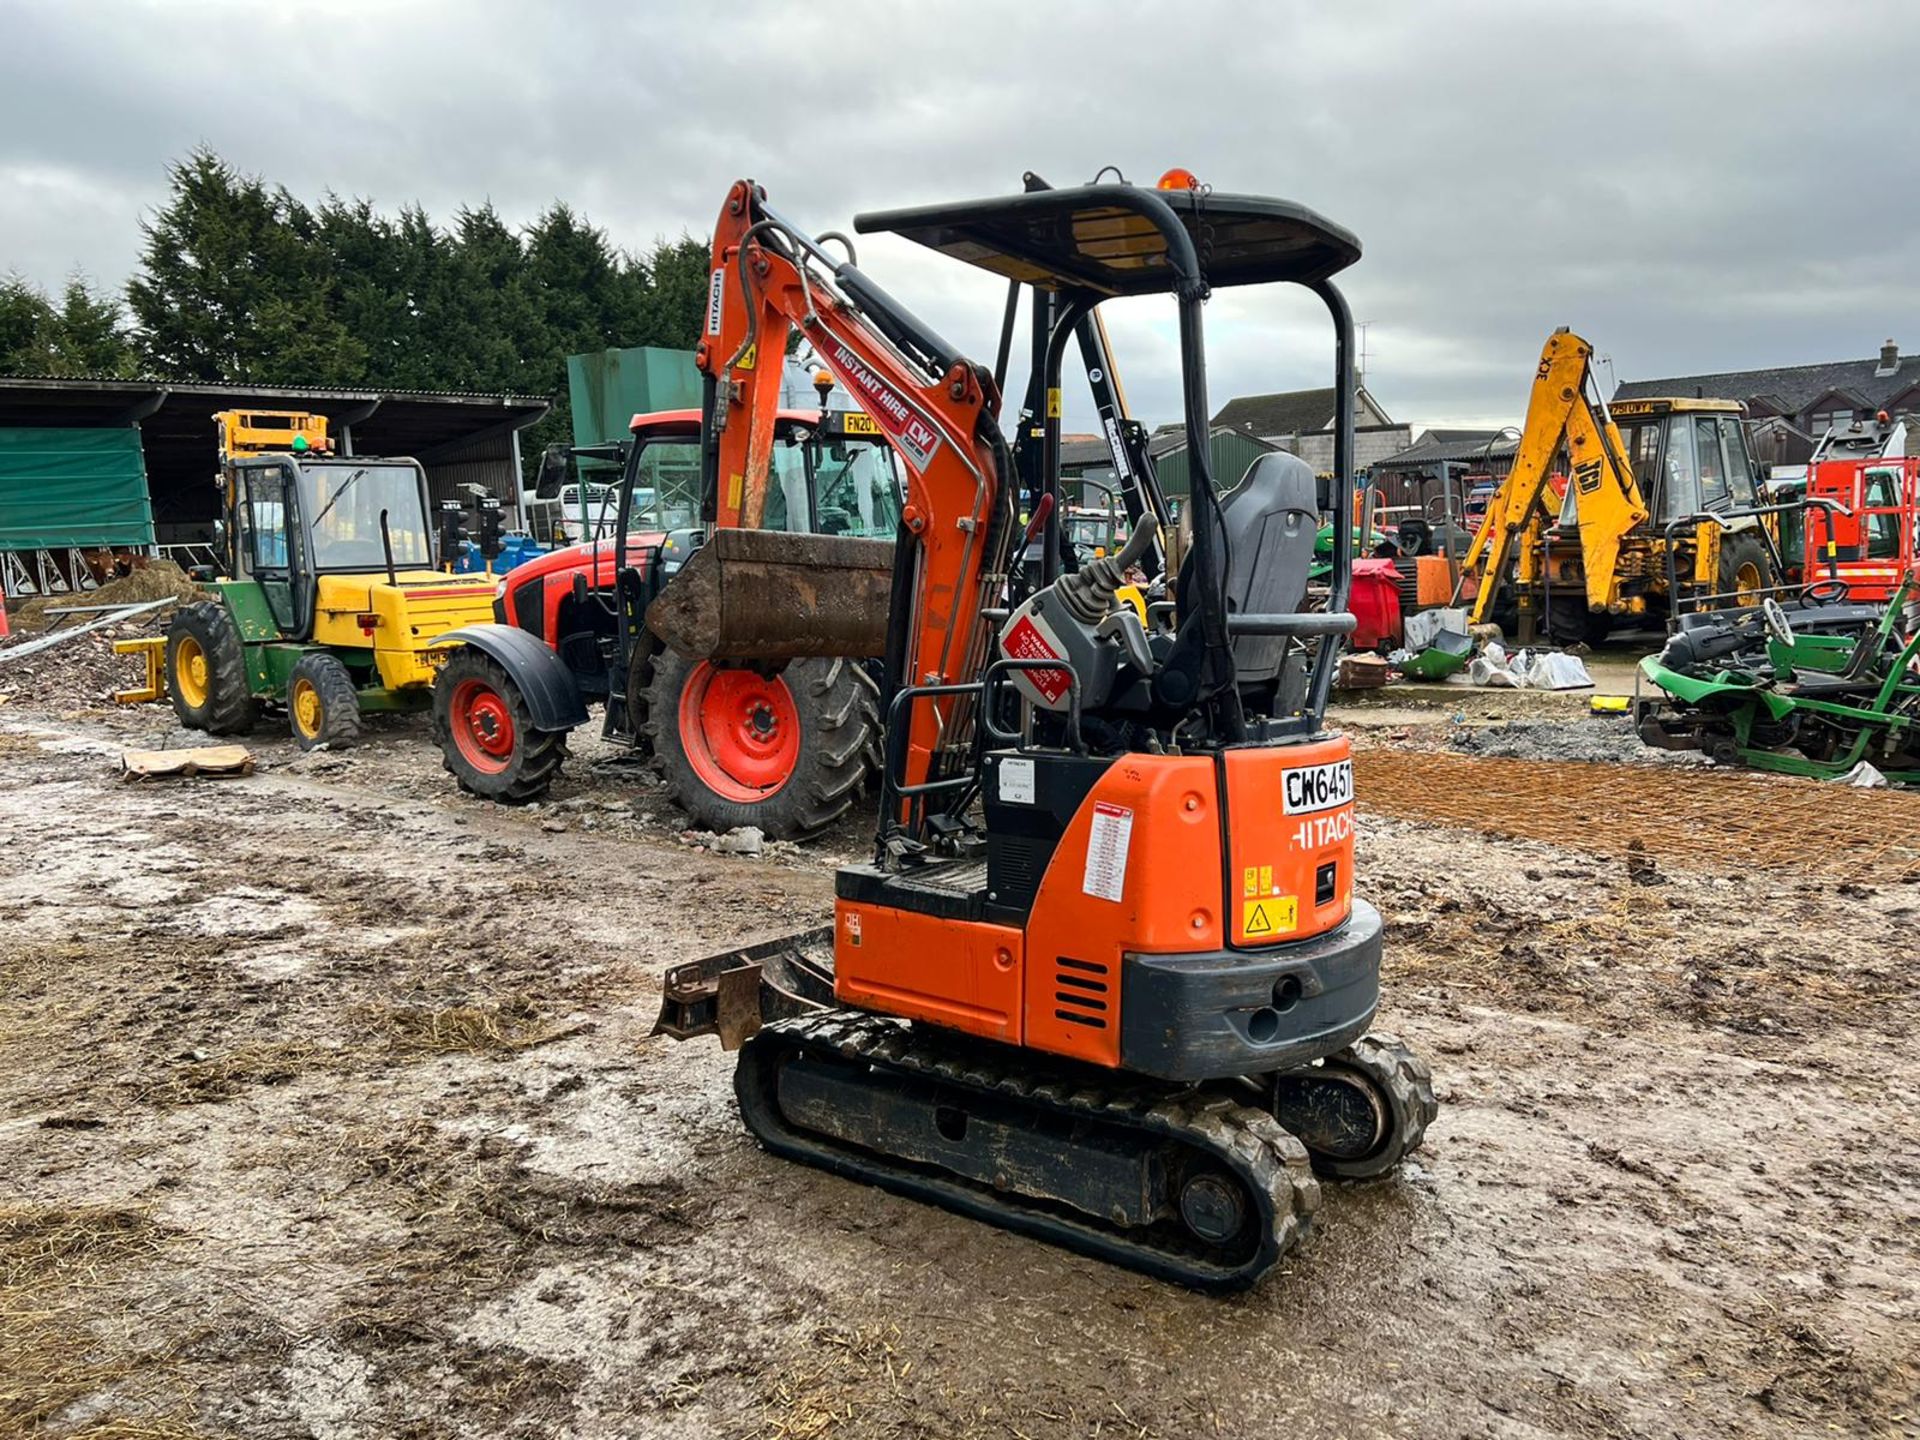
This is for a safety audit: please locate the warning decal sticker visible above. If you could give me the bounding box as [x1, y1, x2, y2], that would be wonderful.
[827, 340, 943, 472]
[1001, 615, 1071, 704]
[1082, 802, 1133, 902]
[1241, 896, 1299, 938]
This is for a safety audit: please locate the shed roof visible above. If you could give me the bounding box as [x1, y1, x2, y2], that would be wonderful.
[1373, 428, 1518, 471]
[1210, 387, 1337, 437]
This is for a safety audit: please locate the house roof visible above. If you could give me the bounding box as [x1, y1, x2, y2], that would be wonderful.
[1612, 345, 1919, 416]
[1373, 428, 1518, 472]
[1211, 387, 1337, 436]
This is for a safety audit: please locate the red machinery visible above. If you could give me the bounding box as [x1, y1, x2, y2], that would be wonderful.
[1806, 456, 1919, 604]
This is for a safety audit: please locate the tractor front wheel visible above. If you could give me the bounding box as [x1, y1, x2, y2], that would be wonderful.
[645, 651, 879, 839]
[165, 601, 256, 735]
[431, 648, 569, 803]
[288, 652, 363, 750]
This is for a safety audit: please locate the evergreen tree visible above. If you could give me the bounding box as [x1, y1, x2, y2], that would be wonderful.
[128, 148, 364, 384]
[0, 273, 136, 377]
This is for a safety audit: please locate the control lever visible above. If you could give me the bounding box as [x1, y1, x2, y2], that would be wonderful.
[1054, 513, 1159, 625]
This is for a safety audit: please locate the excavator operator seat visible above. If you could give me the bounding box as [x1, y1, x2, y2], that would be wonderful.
[1219, 450, 1319, 684]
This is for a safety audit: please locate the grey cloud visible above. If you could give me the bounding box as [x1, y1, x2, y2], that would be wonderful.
[3, 0, 1914, 431]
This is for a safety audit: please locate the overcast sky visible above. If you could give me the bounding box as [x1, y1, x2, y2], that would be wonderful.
[3, 0, 1915, 432]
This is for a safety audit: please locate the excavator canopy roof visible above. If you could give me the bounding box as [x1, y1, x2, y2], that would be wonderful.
[854, 184, 1359, 297]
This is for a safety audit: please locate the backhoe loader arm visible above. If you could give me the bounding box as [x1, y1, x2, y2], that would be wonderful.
[696, 180, 1015, 797]
[1464, 329, 1647, 623]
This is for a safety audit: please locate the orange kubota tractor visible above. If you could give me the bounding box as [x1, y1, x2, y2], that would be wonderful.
[651, 174, 1436, 1290]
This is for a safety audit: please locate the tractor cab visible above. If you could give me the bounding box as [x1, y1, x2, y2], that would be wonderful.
[162, 411, 499, 752]
[1564, 397, 1762, 527]
[215, 410, 456, 639]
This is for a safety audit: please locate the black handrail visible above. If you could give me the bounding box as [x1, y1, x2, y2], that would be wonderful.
[1660, 500, 1851, 625]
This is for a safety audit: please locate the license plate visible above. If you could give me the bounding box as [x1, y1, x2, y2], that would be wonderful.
[839, 411, 880, 436]
[422, 648, 450, 667]
[1283, 759, 1353, 815]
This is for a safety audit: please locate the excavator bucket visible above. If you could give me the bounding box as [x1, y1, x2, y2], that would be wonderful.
[645, 528, 894, 661]
[652, 925, 837, 1050]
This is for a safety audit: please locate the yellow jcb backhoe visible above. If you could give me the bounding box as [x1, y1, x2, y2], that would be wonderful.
[1460, 328, 1781, 644]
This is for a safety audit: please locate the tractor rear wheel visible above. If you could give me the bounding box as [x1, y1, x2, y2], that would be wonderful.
[645, 651, 879, 839]
[165, 601, 256, 735]
[288, 652, 363, 750]
[1718, 532, 1773, 609]
[432, 647, 569, 803]
[620, 635, 662, 756]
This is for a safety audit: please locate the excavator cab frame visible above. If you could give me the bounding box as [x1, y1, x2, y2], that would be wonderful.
[854, 179, 1365, 759]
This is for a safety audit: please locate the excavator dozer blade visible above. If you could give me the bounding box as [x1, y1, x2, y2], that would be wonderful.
[652, 925, 838, 1050]
[645, 528, 894, 661]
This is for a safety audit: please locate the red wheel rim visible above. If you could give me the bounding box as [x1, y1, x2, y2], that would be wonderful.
[679, 662, 800, 804]
[450, 677, 516, 774]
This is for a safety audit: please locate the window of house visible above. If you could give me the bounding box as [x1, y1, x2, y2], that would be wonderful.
[1810, 407, 1857, 437]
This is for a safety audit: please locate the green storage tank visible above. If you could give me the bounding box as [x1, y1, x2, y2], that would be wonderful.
[567, 346, 702, 450]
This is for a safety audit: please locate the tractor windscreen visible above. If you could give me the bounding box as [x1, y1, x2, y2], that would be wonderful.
[299, 463, 432, 569]
[763, 432, 902, 539]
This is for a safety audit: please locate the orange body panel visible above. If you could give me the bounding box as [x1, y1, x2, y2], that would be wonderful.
[1221, 736, 1355, 947]
[1021, 756, 1222, 1067]
[1415, 554, 1454, 607]
[834, 903, 1024, 1045]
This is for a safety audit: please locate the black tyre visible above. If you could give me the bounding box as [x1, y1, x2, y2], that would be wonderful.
[1271, 1034, 1438, 1181]
[165, 600, 257, 735]
[1544, 601, 1613, 648]
[619, 634, 662, 756]
[431, 647, 569, 803]
[644, 650, 879, 839]
[287, 652, 363, 750]
[1717, 531, 1774, 609]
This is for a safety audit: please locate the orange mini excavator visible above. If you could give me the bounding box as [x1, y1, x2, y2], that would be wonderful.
[654, 172, 1435, 1289]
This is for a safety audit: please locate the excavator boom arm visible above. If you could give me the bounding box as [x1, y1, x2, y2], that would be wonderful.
[696, 181, 1013, 801]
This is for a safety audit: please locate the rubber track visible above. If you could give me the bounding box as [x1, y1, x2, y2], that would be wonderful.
[736, 1011, 1321, 1291]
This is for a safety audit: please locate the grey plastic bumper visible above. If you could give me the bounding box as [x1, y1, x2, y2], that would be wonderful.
[1118, 900, 1381, 1082]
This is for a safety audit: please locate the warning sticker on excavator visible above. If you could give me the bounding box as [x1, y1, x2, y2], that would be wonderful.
[735, 343, 757, 371]
[1241, 896, 1298, 938]
[828, 339, 942, 472]
[1082, 802, 1133, 902]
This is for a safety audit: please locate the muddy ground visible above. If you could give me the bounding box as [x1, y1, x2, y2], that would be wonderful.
[2, 636, 1917, 1439]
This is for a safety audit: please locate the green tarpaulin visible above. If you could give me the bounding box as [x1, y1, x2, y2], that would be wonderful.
[0, 426, 155, 550]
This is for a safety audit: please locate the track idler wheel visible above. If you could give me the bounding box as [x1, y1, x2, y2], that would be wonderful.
[1270, 1034, 1437, 1181]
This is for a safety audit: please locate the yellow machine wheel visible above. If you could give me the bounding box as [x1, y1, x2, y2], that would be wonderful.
[174, 636, 210, 709]
[1717, 533, 1774, 610]
[286, 652, 364, 751]
[165, 601, 257, 735]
